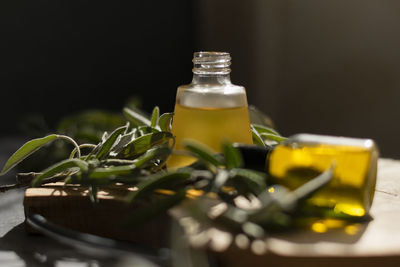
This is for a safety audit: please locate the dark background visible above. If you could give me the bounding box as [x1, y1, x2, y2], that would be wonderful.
[0, 1, 194, 132]
[1, 0, 400, 158]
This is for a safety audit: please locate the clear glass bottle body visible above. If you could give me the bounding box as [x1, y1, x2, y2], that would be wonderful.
[268, 134, 378, 217]
[167, 52, 253, 168]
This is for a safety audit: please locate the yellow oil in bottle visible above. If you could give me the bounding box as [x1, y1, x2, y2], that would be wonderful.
[167, 104, 253, 168]
[268, 135, 378, 217]
[167, 51, 253, 168]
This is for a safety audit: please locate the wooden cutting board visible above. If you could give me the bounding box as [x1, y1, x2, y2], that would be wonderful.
[23, 159, 400, 266]
[24, 184, 171, 248]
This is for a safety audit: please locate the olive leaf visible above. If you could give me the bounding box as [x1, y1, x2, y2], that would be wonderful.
[1, 134, 81, 175]
[228, 168, 267, 196]
[251, 124, 287, 143]
[250, 125, 266, 147]
[116, 132, 174, 159]
[222, 141, 243, 169]
[158, 113, 173, 132]
[0, 135, 58, 175]
[150, 106, 160, 128]
[132, 145, 171, 169]
[88, 164, 137, 179]
[96, 125, 127, 160]
[32, 158, 89, 187]
[137, 126, 160, 136]
[252, 124, 281, 137]
[69, 144, 97, 159]
[260, 133, 287, 143]
[183, 140, 224, 167]
[109, 131, 135, 156]
[101, 159, 136, 166]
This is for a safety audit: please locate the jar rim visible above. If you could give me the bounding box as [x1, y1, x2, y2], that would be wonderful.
[192, 51, 231, 74]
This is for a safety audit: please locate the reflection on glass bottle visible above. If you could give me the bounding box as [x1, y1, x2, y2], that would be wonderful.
[268, 134, 379, 217]
[167, 52, 253, 168]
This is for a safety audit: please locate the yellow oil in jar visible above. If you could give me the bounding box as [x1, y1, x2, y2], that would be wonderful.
[269, 138, 378, 217]
[167, 104, 253, 168]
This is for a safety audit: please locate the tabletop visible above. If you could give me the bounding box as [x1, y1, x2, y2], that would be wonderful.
[2, 138, 400, 266]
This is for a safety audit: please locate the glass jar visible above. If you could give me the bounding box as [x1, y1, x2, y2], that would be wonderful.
[167, 52, 253, 168]
[268, 134, 379, 217]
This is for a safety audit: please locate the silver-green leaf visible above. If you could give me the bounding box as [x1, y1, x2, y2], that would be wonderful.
[1, 134, 58, 175]
[158, 113, 173, 132]
[150, 106, 160, 128]
[32, 158, 89, 187]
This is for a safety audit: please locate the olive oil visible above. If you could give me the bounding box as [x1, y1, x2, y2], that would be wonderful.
[268, 134, 378, 217]
[167, 104, 253, 168]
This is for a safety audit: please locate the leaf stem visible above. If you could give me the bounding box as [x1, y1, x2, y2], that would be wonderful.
[69, 144, 97, 159]
[56, 135, 81, 159]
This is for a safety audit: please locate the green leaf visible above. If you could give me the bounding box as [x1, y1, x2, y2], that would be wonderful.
[69, 144, 97, 159]
[109, 131, 135, 156]
[229, 168, 267, 195]
[250, 125, 266, 147]
[96, 125, 127, 160]
[150, 106, 160, 128]
[32, 158, 89, 186]
[1, 134, 58, 175]
[133, 145, 171, 169]
[102, 159, 136, 166]
[184, 140, 224, 167]
[124, 189, 186, 227]
[252, 124, 281, 136]
[260, 133, 287, 143]
[158, 113, 173, 132]
[137, 126, 160, 135]
[123, 107, 151, 127]
[222, 141, 243, 169]
[117, 132, 174, 159]
[126, 170, 191, 202]
[88, 164, 137, 179]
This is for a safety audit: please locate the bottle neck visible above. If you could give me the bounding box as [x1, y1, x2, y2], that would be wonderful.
[191, 51, 232, 85]
[192, 73, 231, 85]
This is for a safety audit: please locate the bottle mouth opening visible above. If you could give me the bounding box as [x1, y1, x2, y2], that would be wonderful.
[192, 51, 231, 74]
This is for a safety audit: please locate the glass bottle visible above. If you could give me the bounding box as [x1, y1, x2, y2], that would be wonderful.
[167, 52, 253, 168]
[268, 134, 379, 217]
